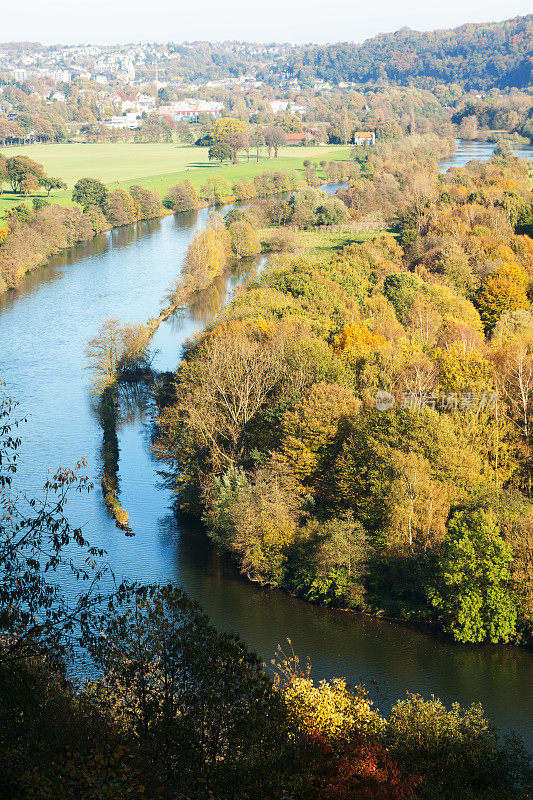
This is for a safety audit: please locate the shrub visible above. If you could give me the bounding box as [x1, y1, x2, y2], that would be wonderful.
[229, 220, 261, 258]
[267, 228, 298, 252]
[103, 189, 137, 226]
[163, 180, 199, 213]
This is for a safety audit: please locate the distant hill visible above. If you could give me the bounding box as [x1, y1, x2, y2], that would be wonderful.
[290, 16, 533, 89]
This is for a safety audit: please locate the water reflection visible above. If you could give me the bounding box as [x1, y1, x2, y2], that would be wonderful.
[439, 138, 533, 172]
[157, 509, 533, 730]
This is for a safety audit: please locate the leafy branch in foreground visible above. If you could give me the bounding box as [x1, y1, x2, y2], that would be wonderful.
[0, 383, 110, 666]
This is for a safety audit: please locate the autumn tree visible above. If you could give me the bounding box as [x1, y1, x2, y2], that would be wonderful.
[492, 335, 533, 492]
[279, 381, 360, 496]
[85, 318, 151, 390]
[20, 174, 39, 198]
[157, 323, 288, 494]
[475, 262, 529, 333]
[163, 180, 199, 212]
[128, 184, 164, 220]
[212, 117, 248, 165]
[264, 125, 286, 158]
[102, 188, 137, 226]
[6, 155, 45, 193]
[205, 462, 299, 584]
[183, 213, 231, 287]
[85, 582, 287, 798]
[228, 219, 261, 258]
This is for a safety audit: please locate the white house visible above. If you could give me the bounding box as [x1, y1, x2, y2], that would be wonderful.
[352, 131, 376, 146]
[159, 99, 224, 122]
[103, 112, 141, 129]
[270, 99, 307, 115]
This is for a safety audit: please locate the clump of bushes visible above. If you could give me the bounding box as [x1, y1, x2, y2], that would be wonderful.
[163, 179, 200, 212]
[266, 227, 298, 252]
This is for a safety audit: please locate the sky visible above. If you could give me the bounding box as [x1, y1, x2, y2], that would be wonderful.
[2, 0, 531, 45]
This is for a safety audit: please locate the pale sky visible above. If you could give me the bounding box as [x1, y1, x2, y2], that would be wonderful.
[1, 0, 531, 45]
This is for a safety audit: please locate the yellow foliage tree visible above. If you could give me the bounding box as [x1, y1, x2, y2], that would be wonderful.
[212, 117, 248, 164]
[333, 322, 386, 353]
[183, 213, 231, 291]
[475, 262, 529, 333]
[274, 645, 384, 742]
[280, 381, 360, 494]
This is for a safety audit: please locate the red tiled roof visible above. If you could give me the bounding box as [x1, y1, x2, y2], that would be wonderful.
[285, 132, 309, 141]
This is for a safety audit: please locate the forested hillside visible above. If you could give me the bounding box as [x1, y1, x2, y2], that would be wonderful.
[290, 15, 533, 89]
[156, 135, 533, 646]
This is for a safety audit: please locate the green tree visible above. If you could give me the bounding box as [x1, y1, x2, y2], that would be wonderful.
[428, 509, 518, 643]
[39, 176, 66, 196]
[387, 693, 532, 799]
[314, 197, 350, 226]
[72, 177, 108, 210]
[208, 141, 232, 163]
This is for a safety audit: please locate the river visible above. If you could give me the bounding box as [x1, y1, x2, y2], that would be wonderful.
[1, 143, 533, 748]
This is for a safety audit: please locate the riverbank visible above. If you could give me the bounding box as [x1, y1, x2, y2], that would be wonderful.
[0, 161, 352, 295]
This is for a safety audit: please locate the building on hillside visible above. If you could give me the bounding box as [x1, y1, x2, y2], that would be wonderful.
[50, 69, 71, 84]
[284, 131, 314, 146]
[270, 99, 307, 115]
[352, 131, 375, 146]
[102, 112, 140, 129]
[159, 99, 224, 122]
[137, 93, 156, 113]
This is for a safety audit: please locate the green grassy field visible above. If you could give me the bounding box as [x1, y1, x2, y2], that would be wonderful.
[0, 142, 352, 213]
[259, 225, 380, 257]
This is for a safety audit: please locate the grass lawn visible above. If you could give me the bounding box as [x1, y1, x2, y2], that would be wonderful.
[257, 225, 382, 260]
[0, 142, 352, 214]
[293, 227, 379, 254]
